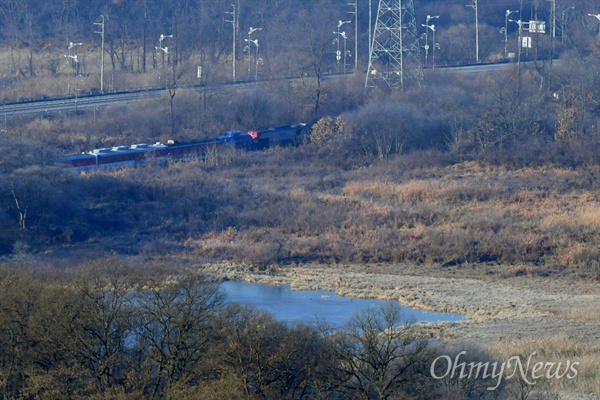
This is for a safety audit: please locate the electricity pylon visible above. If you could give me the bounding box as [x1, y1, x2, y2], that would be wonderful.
[365, 0, 422, 91]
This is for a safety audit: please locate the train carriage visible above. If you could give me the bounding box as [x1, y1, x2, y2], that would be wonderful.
[248, 124, 307, 149]
[166, 139, 223, 160]
[55, 124, 308, 170]
[56, 153, 99, 170]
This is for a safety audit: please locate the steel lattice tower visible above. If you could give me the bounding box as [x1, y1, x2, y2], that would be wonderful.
[365, 0, 421, 90]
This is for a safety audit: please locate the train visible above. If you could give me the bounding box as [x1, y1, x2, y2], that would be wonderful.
[56, 124, 307, 170]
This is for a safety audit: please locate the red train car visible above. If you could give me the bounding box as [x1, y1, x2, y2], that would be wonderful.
[248, 124, 307, 149]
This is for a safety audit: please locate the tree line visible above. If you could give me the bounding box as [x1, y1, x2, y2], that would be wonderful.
[0, 0, 598, 91]
[0, 262, 524, 399]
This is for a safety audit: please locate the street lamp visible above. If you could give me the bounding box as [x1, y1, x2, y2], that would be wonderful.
[333, 30, 350, 74]
[428, 25, 439, 68]
[94, 15, 105, 93]
[422, 15, 438, 67]
[65, 41, 82, 95]
[433, 42, 441, 68]
[505, 10, 518, 58]
[156, 34, 173, 68]
[562, 7, 575, 43]
[159, 34, 173, 43]
[341, 31, 348, 74]
[589, 14, 600, 36]
[334, 20, 351, 73]
[246, 27, 262, 79]
[510, 19, 525, 60]
[244, 38, 259, 82]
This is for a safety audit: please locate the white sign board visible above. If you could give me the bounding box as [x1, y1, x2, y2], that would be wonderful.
[528, 20, 546, 33]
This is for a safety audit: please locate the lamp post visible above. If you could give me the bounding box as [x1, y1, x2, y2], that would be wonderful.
[422, 15, 438, 67]
[63, 55, 79, 96]
[422, 24, 435, 67]
[244, 38, 259, 82]
[467, 0, 479, 62]
[505, 10, 518, 58]
[433, 42, 440, 68]
[159, 33, 173, 43]
[510, 19, 525, 60]
[94, 15, 105, 93]
[589, 14, 600, 36]
[341, 31, 348, 74]
[246, 27, 261, 79]
[430, 25, 439, 68]
[562, 7, 575, 43]
[155, 34, 172, 70]
[225, 4, 236, 82]
[333, 30, 349, 74]
[64, 41, 82, 95]
[335, 20, 351, 73]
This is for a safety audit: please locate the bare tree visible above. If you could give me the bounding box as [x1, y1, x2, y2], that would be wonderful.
[330, 304, 431, 399]
[216, 303, 334, 399]
[135, 275, 225, 398]
[296, 1, 339, 118]
[57, 267, 136, 396]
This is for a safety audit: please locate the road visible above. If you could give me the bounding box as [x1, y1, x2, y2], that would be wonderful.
[0, 61, 553, 117]
[0, 89, 165, 117]
[433, 59, 556, 75]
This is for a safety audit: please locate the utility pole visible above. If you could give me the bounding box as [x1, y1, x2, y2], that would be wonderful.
[369, 0, 372, 59]
[226, 4, 236, 82]
[562, 7, 574, 43]
[348, 1, 358, 71]
[547, 0, 556, 62]
[467, 0, 479, 62]
[549, 0, 556, 39]
[94, 15, 105, 93]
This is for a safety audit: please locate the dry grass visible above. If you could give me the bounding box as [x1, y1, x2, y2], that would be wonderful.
[490, 335, 600, 396]
[541, 205, 600, 230]
[166, 157, 600, 271]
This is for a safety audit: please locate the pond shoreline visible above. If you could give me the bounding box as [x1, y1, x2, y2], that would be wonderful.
[201, 262, 600, 345]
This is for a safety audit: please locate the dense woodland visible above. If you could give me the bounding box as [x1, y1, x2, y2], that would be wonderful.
[1, 1, 600, 398]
